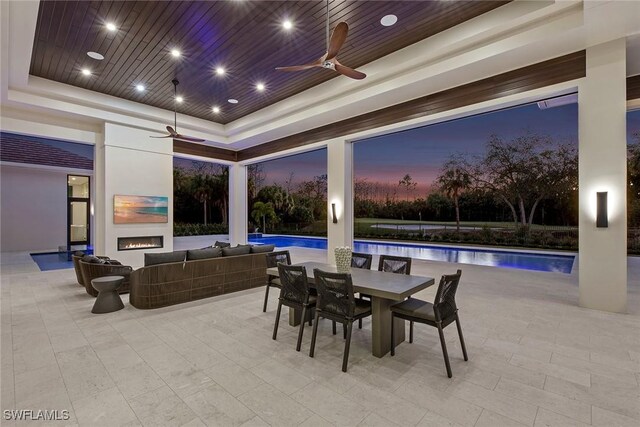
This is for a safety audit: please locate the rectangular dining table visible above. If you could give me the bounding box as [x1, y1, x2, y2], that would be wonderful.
[266, 261, 435, 358]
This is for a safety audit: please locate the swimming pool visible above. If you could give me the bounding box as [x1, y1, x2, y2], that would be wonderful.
[248, 235, 575, 274]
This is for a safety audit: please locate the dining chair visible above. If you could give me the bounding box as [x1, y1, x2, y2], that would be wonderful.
[372, 254, 414, 335]
[352, 252, 372, 325]
[310, 269, 372, 372]
[272, 264, 315, 351]
[351, 252, 373, 269]
[263, 250, 291, 312]
[390, 270, 467, 378]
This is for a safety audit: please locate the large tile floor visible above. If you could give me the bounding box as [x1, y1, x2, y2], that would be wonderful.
[1, 247, 639, 426]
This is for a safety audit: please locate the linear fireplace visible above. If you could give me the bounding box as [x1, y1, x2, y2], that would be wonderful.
[118, 236, 163, 251]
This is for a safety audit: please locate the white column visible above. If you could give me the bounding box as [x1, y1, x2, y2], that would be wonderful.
[327, 138, 354, 264]
[229, 163, 248, 245]
[578, 39, 627, 313]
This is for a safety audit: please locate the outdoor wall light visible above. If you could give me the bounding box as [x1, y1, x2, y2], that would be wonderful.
[332, 203, 338, 224]
[596, 191, 608, 228]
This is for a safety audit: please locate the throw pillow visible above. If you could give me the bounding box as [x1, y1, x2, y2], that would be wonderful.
[144, 251, 187, 267]
[222, 245, 251, 257]
[187, 247, 222, 261]
[250, 244, 275, 253]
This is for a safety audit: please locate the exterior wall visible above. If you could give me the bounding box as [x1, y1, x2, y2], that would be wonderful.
[1, 164, 70, 252]
[229, 163, 247, 245]
[326, 139, 354, 264]
[578, 39, 628, 312]
[95, 123, 173, 268]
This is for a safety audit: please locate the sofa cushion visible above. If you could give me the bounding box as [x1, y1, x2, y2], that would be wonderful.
[144, 251, 186, 266]
[82, 255, 105, 264]
[250, 244, 275, 253]
[104, 259, 123, 265]
[222, 245, 251, 257]
[187, 247, 222, 261]
[214, 241, 231, 248]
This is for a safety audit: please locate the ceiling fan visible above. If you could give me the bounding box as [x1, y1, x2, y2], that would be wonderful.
[275, 0, 366, 80]
[150, 79, 205, 143]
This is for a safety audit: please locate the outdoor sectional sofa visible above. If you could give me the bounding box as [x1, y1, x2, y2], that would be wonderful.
[129, 245, 274, 309]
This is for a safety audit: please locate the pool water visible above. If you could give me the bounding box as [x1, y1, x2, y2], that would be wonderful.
[31, 248, 93, 271]
[248, 235, 575, 274]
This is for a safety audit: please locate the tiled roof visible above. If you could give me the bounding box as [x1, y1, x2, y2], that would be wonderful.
[0, 132, 93, 170]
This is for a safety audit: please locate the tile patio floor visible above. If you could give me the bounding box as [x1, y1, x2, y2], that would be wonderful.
[1, 247, 639, 426]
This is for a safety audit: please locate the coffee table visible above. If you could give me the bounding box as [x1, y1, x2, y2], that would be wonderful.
[267, 262, 435, 357]
[91, 275, 125, 314]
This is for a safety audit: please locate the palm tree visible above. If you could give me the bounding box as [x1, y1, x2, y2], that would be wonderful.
[437, 161, 472, 232]
[251, 201, 277, 233]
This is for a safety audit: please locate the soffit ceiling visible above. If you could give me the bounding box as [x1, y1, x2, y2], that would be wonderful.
[29, 0, 509, 125]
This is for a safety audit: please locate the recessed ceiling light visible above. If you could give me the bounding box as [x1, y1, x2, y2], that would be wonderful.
[380, 14, 398, 27]
[171, 49, 181, 58]
[256, 82, 265, 92]
[282, 19, 293, 31]
[227, 98, 238, 104]
[212, 106, 220, 114]
[215, 67, 225, 76]
[87, 51, 104, 60]
[81, 68, 91, 76]
[176, 96, 184, 103]
[105, 22, 117, 32]
[135, 84, 145, 92]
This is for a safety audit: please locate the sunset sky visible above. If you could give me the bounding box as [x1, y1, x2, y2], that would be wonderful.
[257, 102, 640, 196]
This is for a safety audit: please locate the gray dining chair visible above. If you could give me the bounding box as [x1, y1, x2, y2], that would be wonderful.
[310, 269, 372, 372]
[264, 250, 291, 312]
[272, 264, 315, 351]
[390, 270, 467, 378]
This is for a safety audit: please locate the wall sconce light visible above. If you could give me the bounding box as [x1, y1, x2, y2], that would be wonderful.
[596, 191, 608, 228]
[331, 203, 338, 224]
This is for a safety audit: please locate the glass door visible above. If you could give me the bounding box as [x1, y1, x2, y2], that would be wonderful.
[68, 175, 90, 247]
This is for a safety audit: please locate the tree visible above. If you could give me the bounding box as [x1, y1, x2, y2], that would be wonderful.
[470, 132, 578, 226]
[398, 174, 418, 201]
[191, 173, 215, 225]
[251, 201, 277, 233]
[437, 158, 472, 232]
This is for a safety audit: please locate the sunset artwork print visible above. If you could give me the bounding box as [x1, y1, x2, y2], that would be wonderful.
[114, 195, 168, 224]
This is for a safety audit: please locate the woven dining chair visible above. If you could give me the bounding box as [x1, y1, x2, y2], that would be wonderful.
[390, 270, 467, 378]
[370, 255, 414, 334]
[263, 250, 291, 312]
[351, 252, 373, 269]
[272, 264, 315, 351]
[309, 269, 371, 372]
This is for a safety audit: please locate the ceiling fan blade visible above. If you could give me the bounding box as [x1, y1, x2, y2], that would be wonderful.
[334, 61, 366, 80]
[326, 22, 348, 60]
[275, 64, 320, 72]
[276, 55, 325, 72]
[150, 135, 173, 139]
[175, 134, 205, 143]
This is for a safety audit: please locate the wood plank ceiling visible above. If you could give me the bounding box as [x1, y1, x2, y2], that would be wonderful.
[30, 1, 509, 124]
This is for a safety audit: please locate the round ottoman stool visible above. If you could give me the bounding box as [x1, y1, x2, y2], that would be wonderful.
[91, 275, 125, 314]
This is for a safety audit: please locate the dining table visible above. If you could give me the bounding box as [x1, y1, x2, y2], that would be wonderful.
[266, 261, 435, 358]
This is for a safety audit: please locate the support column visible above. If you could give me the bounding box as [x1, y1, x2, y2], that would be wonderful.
[578, 39, 627, 313]
[229, 163, 248, 245]
[97, 123, 174, 267]
[327, 139, 353, 264]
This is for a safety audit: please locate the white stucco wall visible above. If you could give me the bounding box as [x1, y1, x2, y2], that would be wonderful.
[95, 123, 173, 268]
[0, 164, 86, 252]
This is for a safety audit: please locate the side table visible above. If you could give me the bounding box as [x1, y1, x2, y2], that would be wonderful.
[91, 275, 125, 314]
